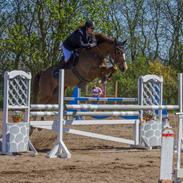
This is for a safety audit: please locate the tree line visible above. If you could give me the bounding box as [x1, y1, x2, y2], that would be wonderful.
[0, 0, 183, 106]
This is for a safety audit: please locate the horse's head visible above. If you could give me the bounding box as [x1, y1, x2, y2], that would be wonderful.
[92, 33, 128, 72]
[111, 39, 128, 72]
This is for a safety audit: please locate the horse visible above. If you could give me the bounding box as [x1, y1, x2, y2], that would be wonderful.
[32, 33, 128, 104]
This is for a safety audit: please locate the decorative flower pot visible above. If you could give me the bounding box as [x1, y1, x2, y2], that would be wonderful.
[12, 111, 23, 123]
[12, 116, 22, 123]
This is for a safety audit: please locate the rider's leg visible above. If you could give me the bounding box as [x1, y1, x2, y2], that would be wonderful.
[60, 46, 74, 69]
[64, 51, 79, 68]
[62, 46, 73, 63]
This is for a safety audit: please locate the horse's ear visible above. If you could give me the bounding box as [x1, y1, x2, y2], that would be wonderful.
[122, 39, 127, 45]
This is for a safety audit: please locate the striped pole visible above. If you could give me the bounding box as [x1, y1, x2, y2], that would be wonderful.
[31, 104, 58, 110]
[30, 97, 137, 110]
[64, 97, 137, 102]
[30, 111, 140, 117]
[66, 104, 179, 111]
[31, 104, 179, 111]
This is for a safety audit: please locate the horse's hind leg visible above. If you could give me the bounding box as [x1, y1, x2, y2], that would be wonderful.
[36, 68, 54, 102]
[38, 83, 53, 104]
[31, 94, 51, 134]
[46, 86, 67, 104]
[46, 87, 58, 104]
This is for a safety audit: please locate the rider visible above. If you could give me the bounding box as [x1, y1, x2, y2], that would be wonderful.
[61, 20, 97, 68]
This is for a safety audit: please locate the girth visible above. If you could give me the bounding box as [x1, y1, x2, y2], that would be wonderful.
[71, 67, 91, 88]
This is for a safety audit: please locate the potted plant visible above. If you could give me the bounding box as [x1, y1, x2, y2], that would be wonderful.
[12, 111, 24, 123]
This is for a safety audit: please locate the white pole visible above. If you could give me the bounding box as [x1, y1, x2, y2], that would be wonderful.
[138, 76, 143, 121]
[160, 77, 163, 122]
[2, 72, 9, 153]
[135, 120, 140, 145]
[48, 69, 71, 158]
[176, 73, 183, 175]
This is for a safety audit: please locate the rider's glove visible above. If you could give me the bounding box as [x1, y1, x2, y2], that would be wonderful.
[90, 43, 97, 48]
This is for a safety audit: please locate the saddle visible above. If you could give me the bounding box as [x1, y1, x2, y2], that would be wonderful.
[53, 52, 79, 78]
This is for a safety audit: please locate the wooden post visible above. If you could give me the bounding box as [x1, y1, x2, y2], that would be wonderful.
[115, 81, 118, 98]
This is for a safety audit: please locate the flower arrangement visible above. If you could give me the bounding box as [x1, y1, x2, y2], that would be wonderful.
[142, 111, 154, 122]
[12, 111, 24, 123]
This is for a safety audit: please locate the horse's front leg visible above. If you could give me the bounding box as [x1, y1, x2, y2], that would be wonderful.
[99, 66, 117, 82]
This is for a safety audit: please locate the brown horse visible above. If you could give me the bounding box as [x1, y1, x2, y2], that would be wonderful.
[33, 33, 128, 104]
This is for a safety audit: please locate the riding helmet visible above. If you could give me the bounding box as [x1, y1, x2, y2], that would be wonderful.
[85, 20, 95, 29]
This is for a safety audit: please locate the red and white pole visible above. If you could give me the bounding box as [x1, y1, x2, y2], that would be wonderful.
[159, 127, 174, 183]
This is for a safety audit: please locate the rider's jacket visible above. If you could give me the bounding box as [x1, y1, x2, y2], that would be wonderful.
[63, 26, 96, 51]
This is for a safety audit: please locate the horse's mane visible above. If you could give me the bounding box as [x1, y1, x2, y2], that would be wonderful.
[94, 33, 114, 45]
[81, 33, 114, 59]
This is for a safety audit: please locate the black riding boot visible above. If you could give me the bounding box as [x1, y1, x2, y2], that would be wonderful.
[59, 61, 67, 69]
[64, 54, 75, 69]
[53, 60, 66, 78]
[58, 53, 79, 70]
[66, 54, 79, 69]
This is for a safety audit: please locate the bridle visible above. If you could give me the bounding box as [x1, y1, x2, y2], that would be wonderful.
[108, 39, 126, 68]
[114, 39, 126, 64]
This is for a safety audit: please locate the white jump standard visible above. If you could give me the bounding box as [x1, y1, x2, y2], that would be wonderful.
[3, 69, 183, 182]
[1, 69, 167, 157]
[47, 70, 71, 158]
[1, 70, 37, 154]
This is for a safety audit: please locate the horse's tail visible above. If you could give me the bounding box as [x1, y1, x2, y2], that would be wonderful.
[32, 72, 41, 104]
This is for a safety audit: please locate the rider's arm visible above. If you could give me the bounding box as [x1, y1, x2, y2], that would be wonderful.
[79, 36, 91, 48]
[75, 30, 95, 48]
[73, 31, 90, 48]
[90, 34, 97, 44]
[89, 34, 97, 47]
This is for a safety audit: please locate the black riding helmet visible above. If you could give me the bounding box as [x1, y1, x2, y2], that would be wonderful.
[85, 20, 95, 29]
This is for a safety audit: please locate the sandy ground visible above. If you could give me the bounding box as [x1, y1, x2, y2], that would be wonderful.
[0, 112, 178, 183]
